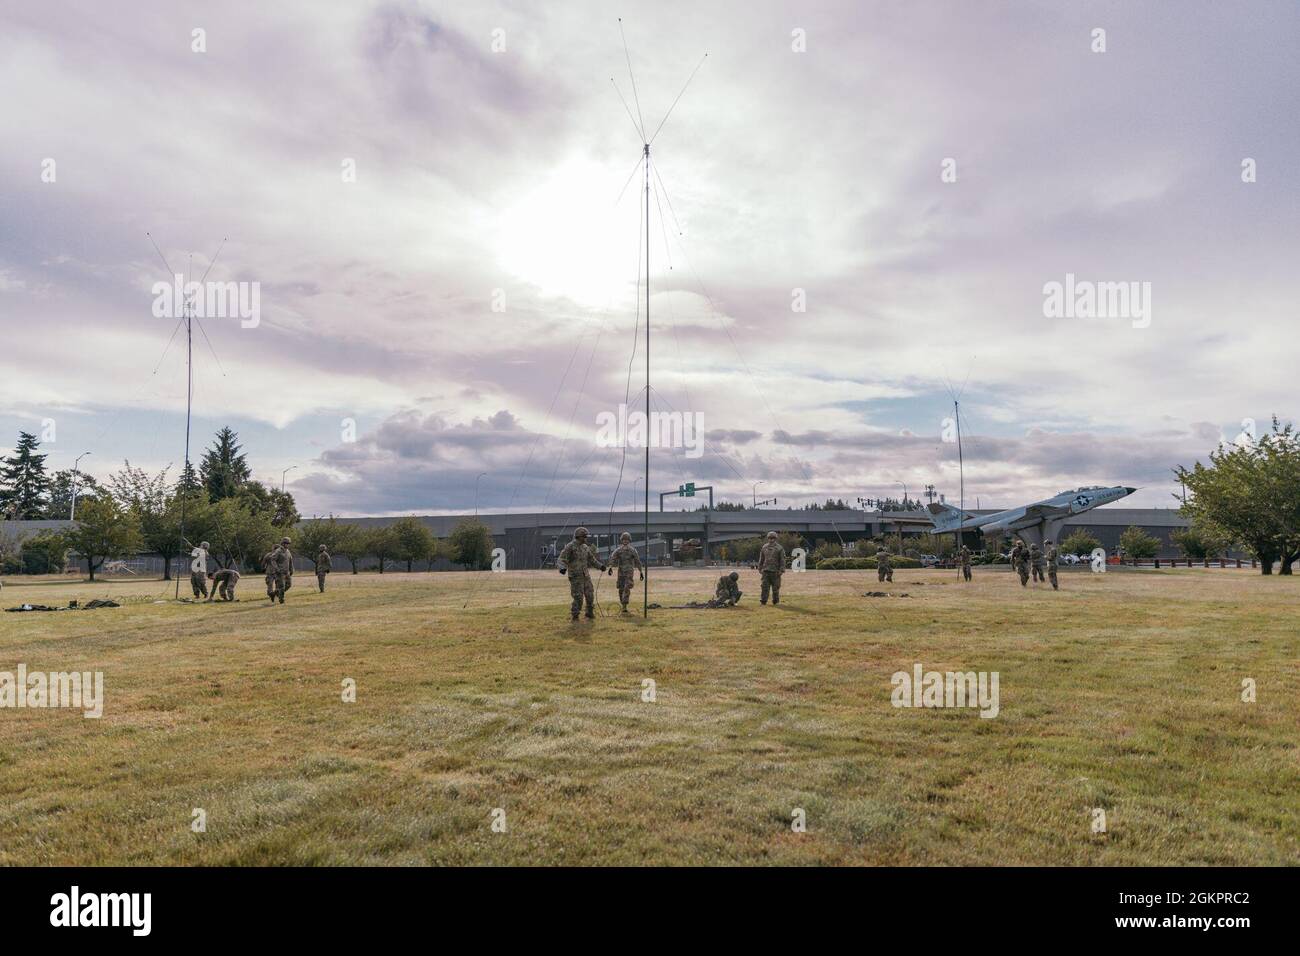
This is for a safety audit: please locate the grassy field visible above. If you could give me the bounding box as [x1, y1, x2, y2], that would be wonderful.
[0, 565, 1296, 866]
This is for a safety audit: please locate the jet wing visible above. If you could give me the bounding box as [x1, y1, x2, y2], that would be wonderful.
[1021, 504, 1070, 521]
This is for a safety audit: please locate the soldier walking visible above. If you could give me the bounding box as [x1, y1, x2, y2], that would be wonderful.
[1010, 539, 1029, 587]
[1045, 539, 1060, 591]
[608, 532, 643, 613]
[261, 546, 278, 601]
[316, 545, 332, 592]
[559, 527, 608, 621]
[1030, 543, 1045, 583]
[959, 545, 972, 582]
[714, 571, 742, 606]
[876, 548, 894, 584]
[758, 531, 786, 605]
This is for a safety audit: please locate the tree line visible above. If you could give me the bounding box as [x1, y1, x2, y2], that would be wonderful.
[0, 427, 495, 579]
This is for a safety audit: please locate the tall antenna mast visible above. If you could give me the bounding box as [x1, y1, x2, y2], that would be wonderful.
[147, 233, 225, 598]
[955, 398, 964, 573]
[178, 264, 193, 600]
[612, 19, 707, 618]
[643, 141, 650, 618]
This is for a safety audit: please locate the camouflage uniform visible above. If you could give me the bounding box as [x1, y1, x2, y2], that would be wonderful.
[209, 568, 240, 602]
[1045, 541, 1060, 591]
[1030, 544, 1045, 583]
[715, 572, 742, 606]
[316, 546, 331, 592]
[1011, 541, 1029, 586]
[268, 538, 293, 603]
[959, 545, 972, 582]
[262, 549, 278, 600]
[608, 535, 643, 612]
[190, 543, 210, 599]
[559, 528, 607, 620]
[758, 533, 786, 605]
[876, 549, 894, 584]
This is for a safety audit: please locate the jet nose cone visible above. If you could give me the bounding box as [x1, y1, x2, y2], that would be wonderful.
[1124, 487, 1138, 495]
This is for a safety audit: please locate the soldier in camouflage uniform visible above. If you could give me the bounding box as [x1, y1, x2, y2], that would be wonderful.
[190, 541, 211, 599]
[1045, 539, 1060, 591]
[758, 531, 786, 605]
[959, 545, 972, 582]
[1010, 540, 1029, 587]
[261, 547, 278, 601]
[876, 549, 894, 583]
[316, 545, 331, 592]
[608, 532, 643, 613]
[559, 527, 608, 621]
[714, 571, 742, 606]
[1029, 543, 1045, 583]
[267, 537, 293, 604]
[208, 567, 241, 602]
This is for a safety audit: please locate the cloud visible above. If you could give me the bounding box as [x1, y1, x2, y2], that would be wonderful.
[1, 1, 1296, 515]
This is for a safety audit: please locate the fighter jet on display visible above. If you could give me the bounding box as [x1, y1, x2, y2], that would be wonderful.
[926, 485, 1138, 548]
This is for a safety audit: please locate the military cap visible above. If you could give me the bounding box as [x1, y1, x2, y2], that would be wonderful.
[575, 527, 589, 537]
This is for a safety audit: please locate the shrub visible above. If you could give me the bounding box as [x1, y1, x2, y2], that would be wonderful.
[20, 532, 68, 574]
[814, 556, 922, 571]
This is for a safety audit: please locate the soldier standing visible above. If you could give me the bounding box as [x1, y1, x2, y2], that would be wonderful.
[714, 571, 742, 606]
[1030, 543, 1045, 583]
[608, 532, 643, 613]
[559, 527, 608, 621]
[208, 567, 241, 602]
[758, 531, 786, 605]
[189, 541, 211, 600]
[267, 537, 293, 604]
[1045, 539, 1060, 591]
[876, 548, 894, 584]
[959, 545, 972, 582]
[316, 544, 332, 592]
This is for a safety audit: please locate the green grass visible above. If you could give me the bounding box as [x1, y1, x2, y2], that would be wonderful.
[0, 566, 1296, 865]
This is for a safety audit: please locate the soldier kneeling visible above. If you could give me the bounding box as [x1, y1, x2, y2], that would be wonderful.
[714, 571, 742, 606]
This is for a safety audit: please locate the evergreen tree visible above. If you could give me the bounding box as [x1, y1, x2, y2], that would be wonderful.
[45, 469, 102, 519]
[176, 460, 202, 496]
[199, 427, 251, 501]
[0, 431, 51, 519]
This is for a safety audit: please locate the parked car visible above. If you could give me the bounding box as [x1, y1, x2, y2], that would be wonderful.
[919, 554, 940, 567]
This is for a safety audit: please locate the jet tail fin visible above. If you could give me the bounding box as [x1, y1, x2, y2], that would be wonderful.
[927, 501, 973, 533]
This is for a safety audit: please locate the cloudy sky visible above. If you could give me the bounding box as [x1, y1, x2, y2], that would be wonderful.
[2, 0, 1296, 516]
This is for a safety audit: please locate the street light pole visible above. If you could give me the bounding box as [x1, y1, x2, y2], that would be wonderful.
[281, 466, 297, 492]
[70, 451, 91, 520]
[474, 472, 487, 517]
[752, 480, 765, 508]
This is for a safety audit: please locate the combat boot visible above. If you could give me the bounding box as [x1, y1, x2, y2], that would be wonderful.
[584, 609, 595, 620]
